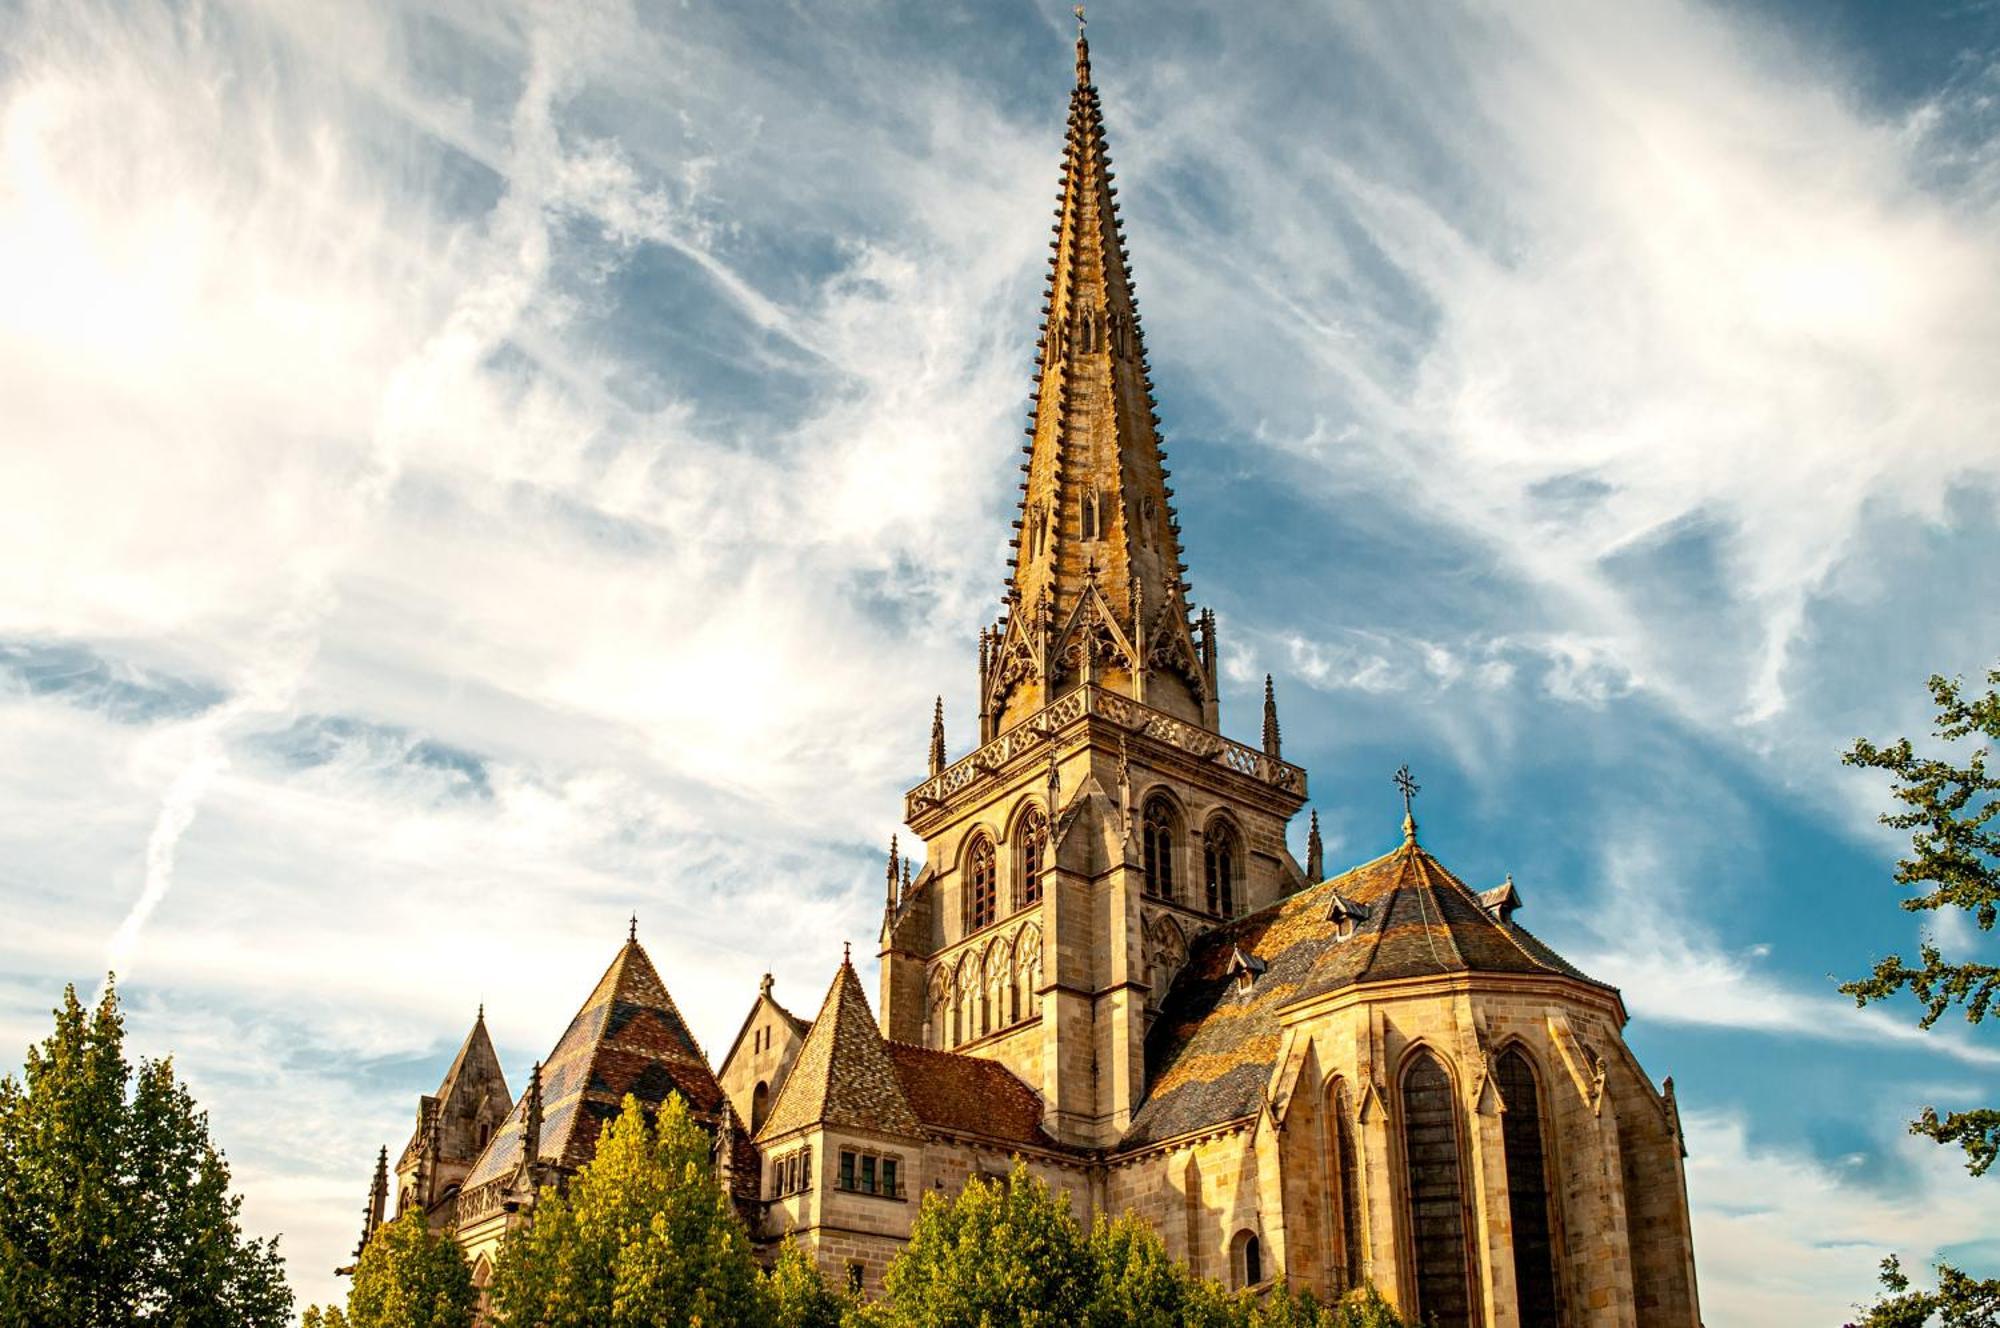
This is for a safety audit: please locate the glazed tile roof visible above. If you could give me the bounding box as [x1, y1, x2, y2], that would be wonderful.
[461, 939, 720, 1190]
[1121, 837, 1606, 1150]
[884, 1042, 1055, 1149]
[756, 959, 921, 1142]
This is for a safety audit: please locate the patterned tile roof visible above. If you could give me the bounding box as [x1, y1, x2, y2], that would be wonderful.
[884, 1042, 1055, 1149]
[756, 959, 921, 1142]
[1121, 838, 1606, 1150]
[461, 939, 720, 1190]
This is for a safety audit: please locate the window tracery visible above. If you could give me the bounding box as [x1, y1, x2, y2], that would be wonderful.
[966, 836, 997, 932]
[1204, 818, 1241, 917]
[1017, 806, 1048, 908]
[1141, 795, 1179, 901]
[1402, 1051, 1473, 1328]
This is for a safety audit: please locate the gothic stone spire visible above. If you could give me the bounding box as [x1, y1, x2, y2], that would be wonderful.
[1262, 673, 1281, 758]
[984, 25, 1211, 738]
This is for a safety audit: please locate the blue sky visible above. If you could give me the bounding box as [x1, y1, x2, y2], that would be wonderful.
[2, 0, 1997, 1321]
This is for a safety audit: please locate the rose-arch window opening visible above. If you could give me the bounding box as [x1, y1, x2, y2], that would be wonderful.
[1142, 796, 1179, 901]
[1402, 1051, 1474, 1328]
[1204, 819, 1240, 917]
[1017, 807, 1049, 908]
[1498, 1048, 1561, 1325]
[966, 836, 997, 931]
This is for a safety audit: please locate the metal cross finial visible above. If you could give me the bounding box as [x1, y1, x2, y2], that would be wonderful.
[1394, 764, 1420, 816]
[1074, 4, 1086, 31]
[628, 914, 638, 942]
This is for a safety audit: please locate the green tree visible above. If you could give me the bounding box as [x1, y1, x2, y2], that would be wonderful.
[301, 1306, 352, 1328]
[1848, 1256, 2000, 1328]
[490, 1092, 763, 1327]
[347, 1208, 476, 1328]
[878, 1160, 1094, 1328]
[762, 1238, 849, 1328]
[0, 978, 291, 1328]
[1843, 665, 2000, 1176]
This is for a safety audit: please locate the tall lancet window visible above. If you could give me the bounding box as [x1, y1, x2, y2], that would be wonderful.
[1204, 819, 1240, 917]
[1141, 795, 1179, 901]
[1402, 1052, 1474, 1328]
[1329, 1078, 1365, 1293]
[1498, 1048, 1561, 1325]
[966, 836, 997, 932]
[1017, 807, 1048, 908]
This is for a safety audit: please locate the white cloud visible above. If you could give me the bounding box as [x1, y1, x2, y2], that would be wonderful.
[1686, 1109, 1998, 1326]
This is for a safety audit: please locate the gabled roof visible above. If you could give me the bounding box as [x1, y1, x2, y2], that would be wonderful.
[1122, 837, 1606, 1150]
[716, 979, 811, 1076]
[883, 1042, 1055, 1149]
[461, 938, 721, 1190]
[756, 958, 921, 1142]
[397, 1010, 507, 1168]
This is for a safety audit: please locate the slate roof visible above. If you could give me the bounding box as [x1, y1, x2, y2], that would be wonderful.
[461, 938, 720, 1190]
[1121, 837, 1606, 1150]
[397, 1011, 507, 1169]
[884, 1042, 1055, 1149]
[756, 959, 922, 1141]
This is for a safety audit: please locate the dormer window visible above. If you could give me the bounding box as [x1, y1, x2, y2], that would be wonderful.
[1325, 890, 1370, 941]
[1226, 946, 1266, 994]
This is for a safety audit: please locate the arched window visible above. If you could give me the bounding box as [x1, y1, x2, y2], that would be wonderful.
[1017, 807, 1048, 909]
[1142, 796, 1179, 901]
[1232, 1229, 1263, 1288]
[1498, 1048, 1560, 1325]
[751, 1081, 770, 1134]
[1328, 1078, 1365, 1292]
[966, 836, 997, 931]
[1014, 926, 1043, 1021]
[1204, 819, 1241, 917]
[1402, 1052, 1473, 1328]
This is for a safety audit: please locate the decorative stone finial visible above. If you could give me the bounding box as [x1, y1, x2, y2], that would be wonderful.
[759, 972, 774, 998]
[929, 696, 947, 776]
[1261, 673, 1281, 759]
[886, 833, 901, 907]
[843, 940, 852, 965]
[1306, 809, 1324, 882]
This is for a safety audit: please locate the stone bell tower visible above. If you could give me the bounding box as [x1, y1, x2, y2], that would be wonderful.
[880, 25, 1308, 1149]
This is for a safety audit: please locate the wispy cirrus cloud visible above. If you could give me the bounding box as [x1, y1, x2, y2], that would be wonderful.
[2, 0, 1997, 1317]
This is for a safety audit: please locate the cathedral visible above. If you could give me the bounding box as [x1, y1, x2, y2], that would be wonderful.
[350, 27, 1703, 1328]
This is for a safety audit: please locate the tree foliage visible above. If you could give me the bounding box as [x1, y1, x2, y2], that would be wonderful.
[348, 1208, 476, 1328]
[878, 1161, 1094, 1328]
[763, 1238, 851, 1328]
[491, 1092, 763, 1327]
[1844, 666, 2000, 1177]
[1848, 1255, 2000, 1328]
[875, 1161, 1406, 1328]
[301, 1306, 352, 1328]
[0, 978, 291, 1328]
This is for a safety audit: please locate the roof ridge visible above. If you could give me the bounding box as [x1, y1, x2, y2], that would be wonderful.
[756, 962, 920, 1143]
[1415, 846, 1569, 977]
[1406, 847, 1467, 971]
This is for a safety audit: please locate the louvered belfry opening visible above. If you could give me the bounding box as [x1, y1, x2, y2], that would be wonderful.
[1402, 1052, 1474, 1327]
[1498, 1048, 1562, 1326]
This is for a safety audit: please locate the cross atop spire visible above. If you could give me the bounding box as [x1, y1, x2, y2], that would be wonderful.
[1394, 764, 1420, 842]
[980, 23, 1214, 740]
[628, 914, 638, 943]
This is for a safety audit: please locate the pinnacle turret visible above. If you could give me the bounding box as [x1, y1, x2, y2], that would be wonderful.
[928, 697, 946, 776]
[1262, 674, 1281, 759]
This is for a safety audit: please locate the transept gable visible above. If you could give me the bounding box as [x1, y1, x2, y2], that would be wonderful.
[397, 1010, 510, 1173]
